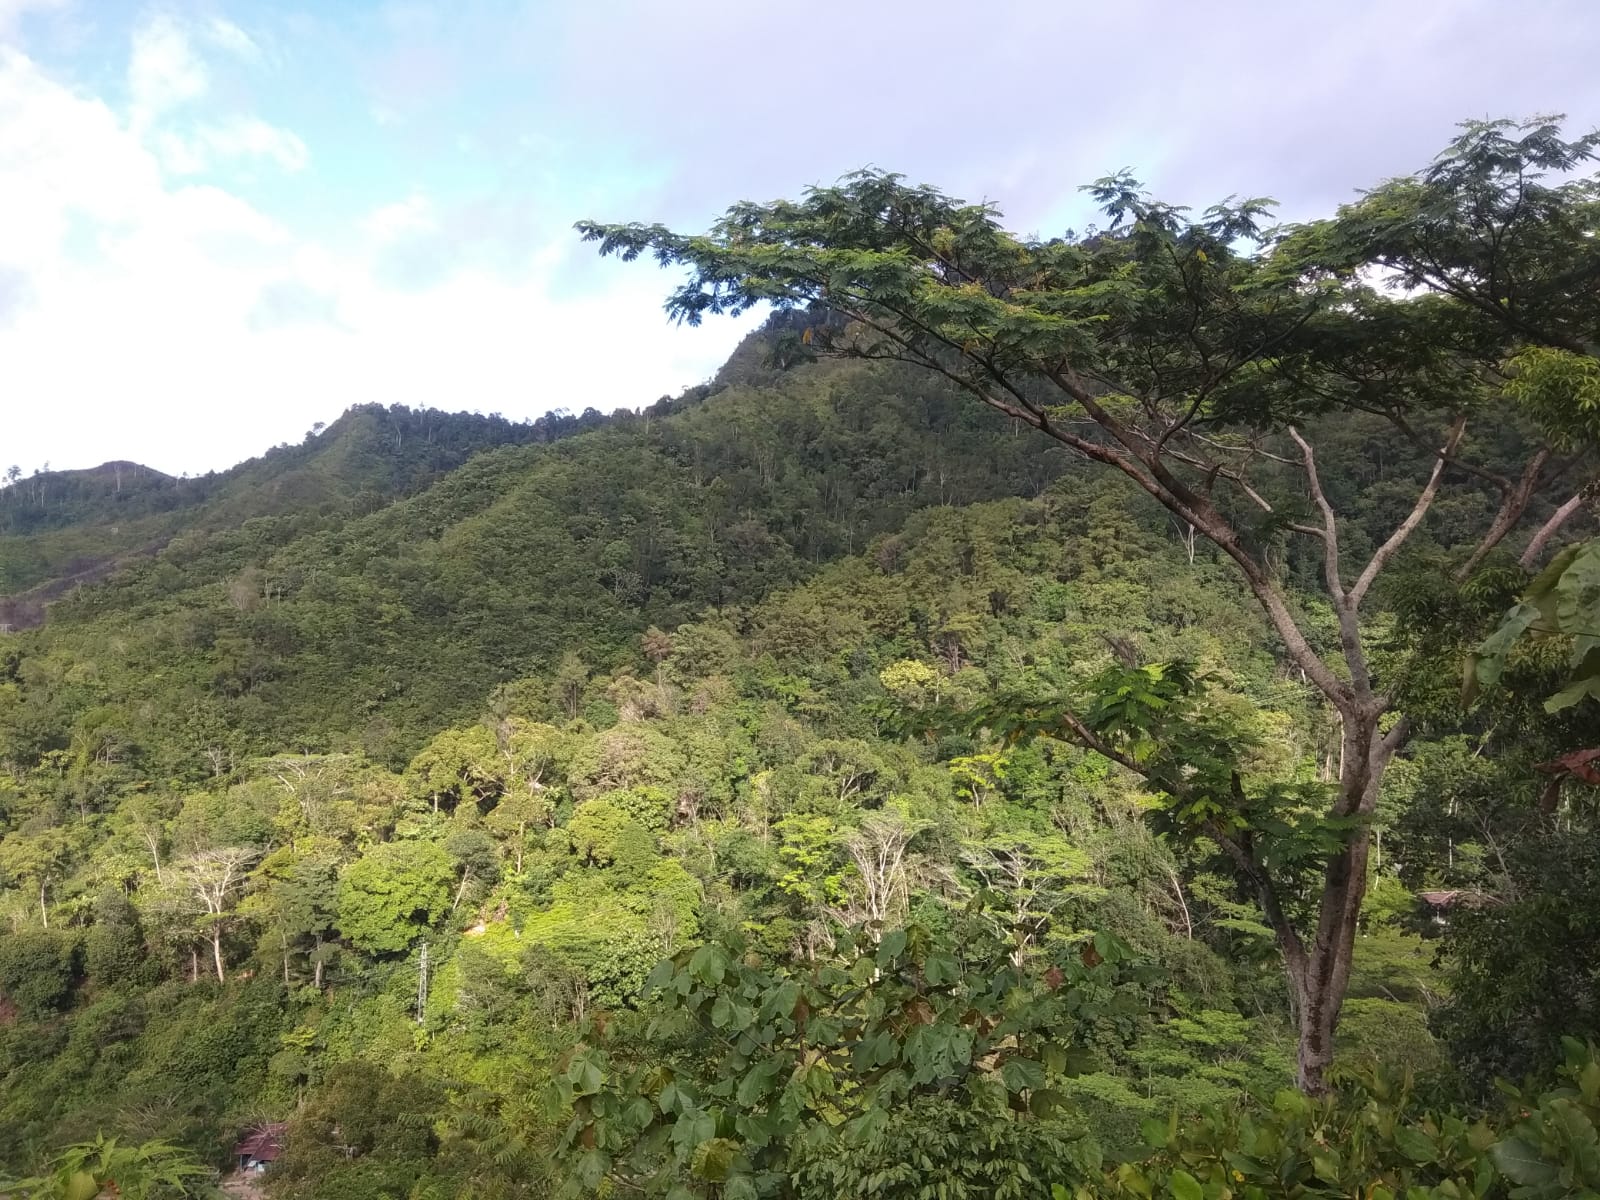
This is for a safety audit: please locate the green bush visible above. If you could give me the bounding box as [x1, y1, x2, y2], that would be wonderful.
[0, 929, 79, 1019]
[1099, 1041, 1600, 1200]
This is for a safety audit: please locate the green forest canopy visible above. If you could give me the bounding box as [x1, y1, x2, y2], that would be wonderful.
[0, 116, 1596, 1199]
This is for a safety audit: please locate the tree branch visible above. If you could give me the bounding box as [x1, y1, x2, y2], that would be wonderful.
[1286, 427, 1346, 607]
[1287, 425, 1367, 698]
[1519, 490, 1591, 569]
[1348, 416, 1466, 610]
[1456, 448, 1551, 580]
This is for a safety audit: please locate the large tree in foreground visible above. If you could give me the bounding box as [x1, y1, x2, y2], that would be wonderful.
[580, 117, 1599, 1092]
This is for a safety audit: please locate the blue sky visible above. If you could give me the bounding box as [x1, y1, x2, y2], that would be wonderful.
[2, 0, 1598, 474]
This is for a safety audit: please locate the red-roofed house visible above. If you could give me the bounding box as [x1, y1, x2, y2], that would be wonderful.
[233, 1123, 287, 1174]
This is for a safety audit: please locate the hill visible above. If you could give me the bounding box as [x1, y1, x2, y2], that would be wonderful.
[0, 331, 1589, 1197]
[0, 402, 606, 619]
[1, 352, 1071, 773]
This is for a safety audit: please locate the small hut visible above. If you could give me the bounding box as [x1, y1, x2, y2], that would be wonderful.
[1416, 889, 1495, 928]
[232, 1123, 287, 1174]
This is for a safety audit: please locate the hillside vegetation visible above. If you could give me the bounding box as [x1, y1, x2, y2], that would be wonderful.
[0, 117, 1598, 1200]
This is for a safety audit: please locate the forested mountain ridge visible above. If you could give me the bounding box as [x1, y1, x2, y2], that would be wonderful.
[1, 117, 1599, 1200]
[0, 354, 1071, 774]
[0, 402, 602, 615]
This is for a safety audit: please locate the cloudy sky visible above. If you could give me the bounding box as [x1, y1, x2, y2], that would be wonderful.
[2, 0, 1597, 475]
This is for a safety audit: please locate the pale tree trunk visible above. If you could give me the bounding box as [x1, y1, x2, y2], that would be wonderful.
[212, 925, 227, 983]
[144, 833, 164, 885]
[39, 881, 48, 929]
[1292, 713, 1387, 1088]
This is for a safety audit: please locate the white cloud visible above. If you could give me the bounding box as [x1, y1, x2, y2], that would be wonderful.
[202, 16, 259, 60]
[127, 15, 305, 175]
[362, 193, 434, 242]
[128, 12, 206, 130]
[0, 41, 747, 477]
[166, 115, 310, 174]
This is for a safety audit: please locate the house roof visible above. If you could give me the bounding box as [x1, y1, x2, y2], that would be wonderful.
[233, 1123, 288, 1162]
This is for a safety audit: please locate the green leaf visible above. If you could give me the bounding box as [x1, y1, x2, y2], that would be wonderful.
[877, 927, 908, 963]
[690, 1136, 739, 1182]
[1169, 1168, 1204, 1200]
[1490, 1137, 1560, 1188]
[567, 1055, 603, 1096]
[671, 1109, 717, 1160]
[1580, 1059, 1600, 1104]
[1141, 1117, 1170, 1149]
[1393, 1126, 1437, 1165]
[1000, 1055, 1045, 1093]
[924, 951, 959, 986]
[735, 1061, 779, 1107]
[1544, 673, 1600, 712]
[688, 945, 727, 986]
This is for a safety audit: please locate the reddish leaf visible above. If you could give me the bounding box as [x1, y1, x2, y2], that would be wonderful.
[1536, 748, 1600, 785]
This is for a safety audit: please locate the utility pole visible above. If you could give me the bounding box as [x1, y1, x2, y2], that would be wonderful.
[415, 942, 429, 1025]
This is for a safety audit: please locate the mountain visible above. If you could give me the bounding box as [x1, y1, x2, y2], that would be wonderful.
[0, 402, 608, 624]
[0, 322, 1582, 1197]
[0, 352, 1070, 772]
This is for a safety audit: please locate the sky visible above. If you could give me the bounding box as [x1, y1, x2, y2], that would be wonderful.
[1, 1, 1597, 476]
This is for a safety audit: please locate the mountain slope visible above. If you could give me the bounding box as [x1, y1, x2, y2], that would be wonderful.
[0, 403, 602, 616]
[1, 356, 1072, 774]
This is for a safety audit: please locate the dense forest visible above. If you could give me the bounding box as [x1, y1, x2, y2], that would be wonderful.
[0, 118, 1597, 1199]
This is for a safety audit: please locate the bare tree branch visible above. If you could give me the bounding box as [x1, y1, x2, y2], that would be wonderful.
[1520, 490, 1591, 569]
[1348, 416, 1466, 609]
[1456, 448, 1551, 580]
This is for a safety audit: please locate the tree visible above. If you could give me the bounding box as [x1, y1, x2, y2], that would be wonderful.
[266, 851, 341, 988]
[1434, 820, 1600, 1095]
[554, 652, 590, 722]
[0, 927, 78, 1017]
[641, 626, 674, 693]
[0, 827, 73, 929]
[336, 839, 454, 954]
[580, 117, 1600, 1091]
[176, 846, 260, 982]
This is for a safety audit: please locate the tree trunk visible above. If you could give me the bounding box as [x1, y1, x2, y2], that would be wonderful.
[1290, 710, 1392, 1093]
[313, 936, 325, 990]
[212, 926, 227, 983]
[39, 881, 48, 929]
[1290, 832, 1369, 1092]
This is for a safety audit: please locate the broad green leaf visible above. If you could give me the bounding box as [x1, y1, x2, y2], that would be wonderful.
[1169, 1168, 1204, 1200]
[1490, 1137, 1560, 1188]
[1000, 1055, 1045, 1093]
[1393, 1125, 1437, 1164]
[877, 927, 908, 964]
